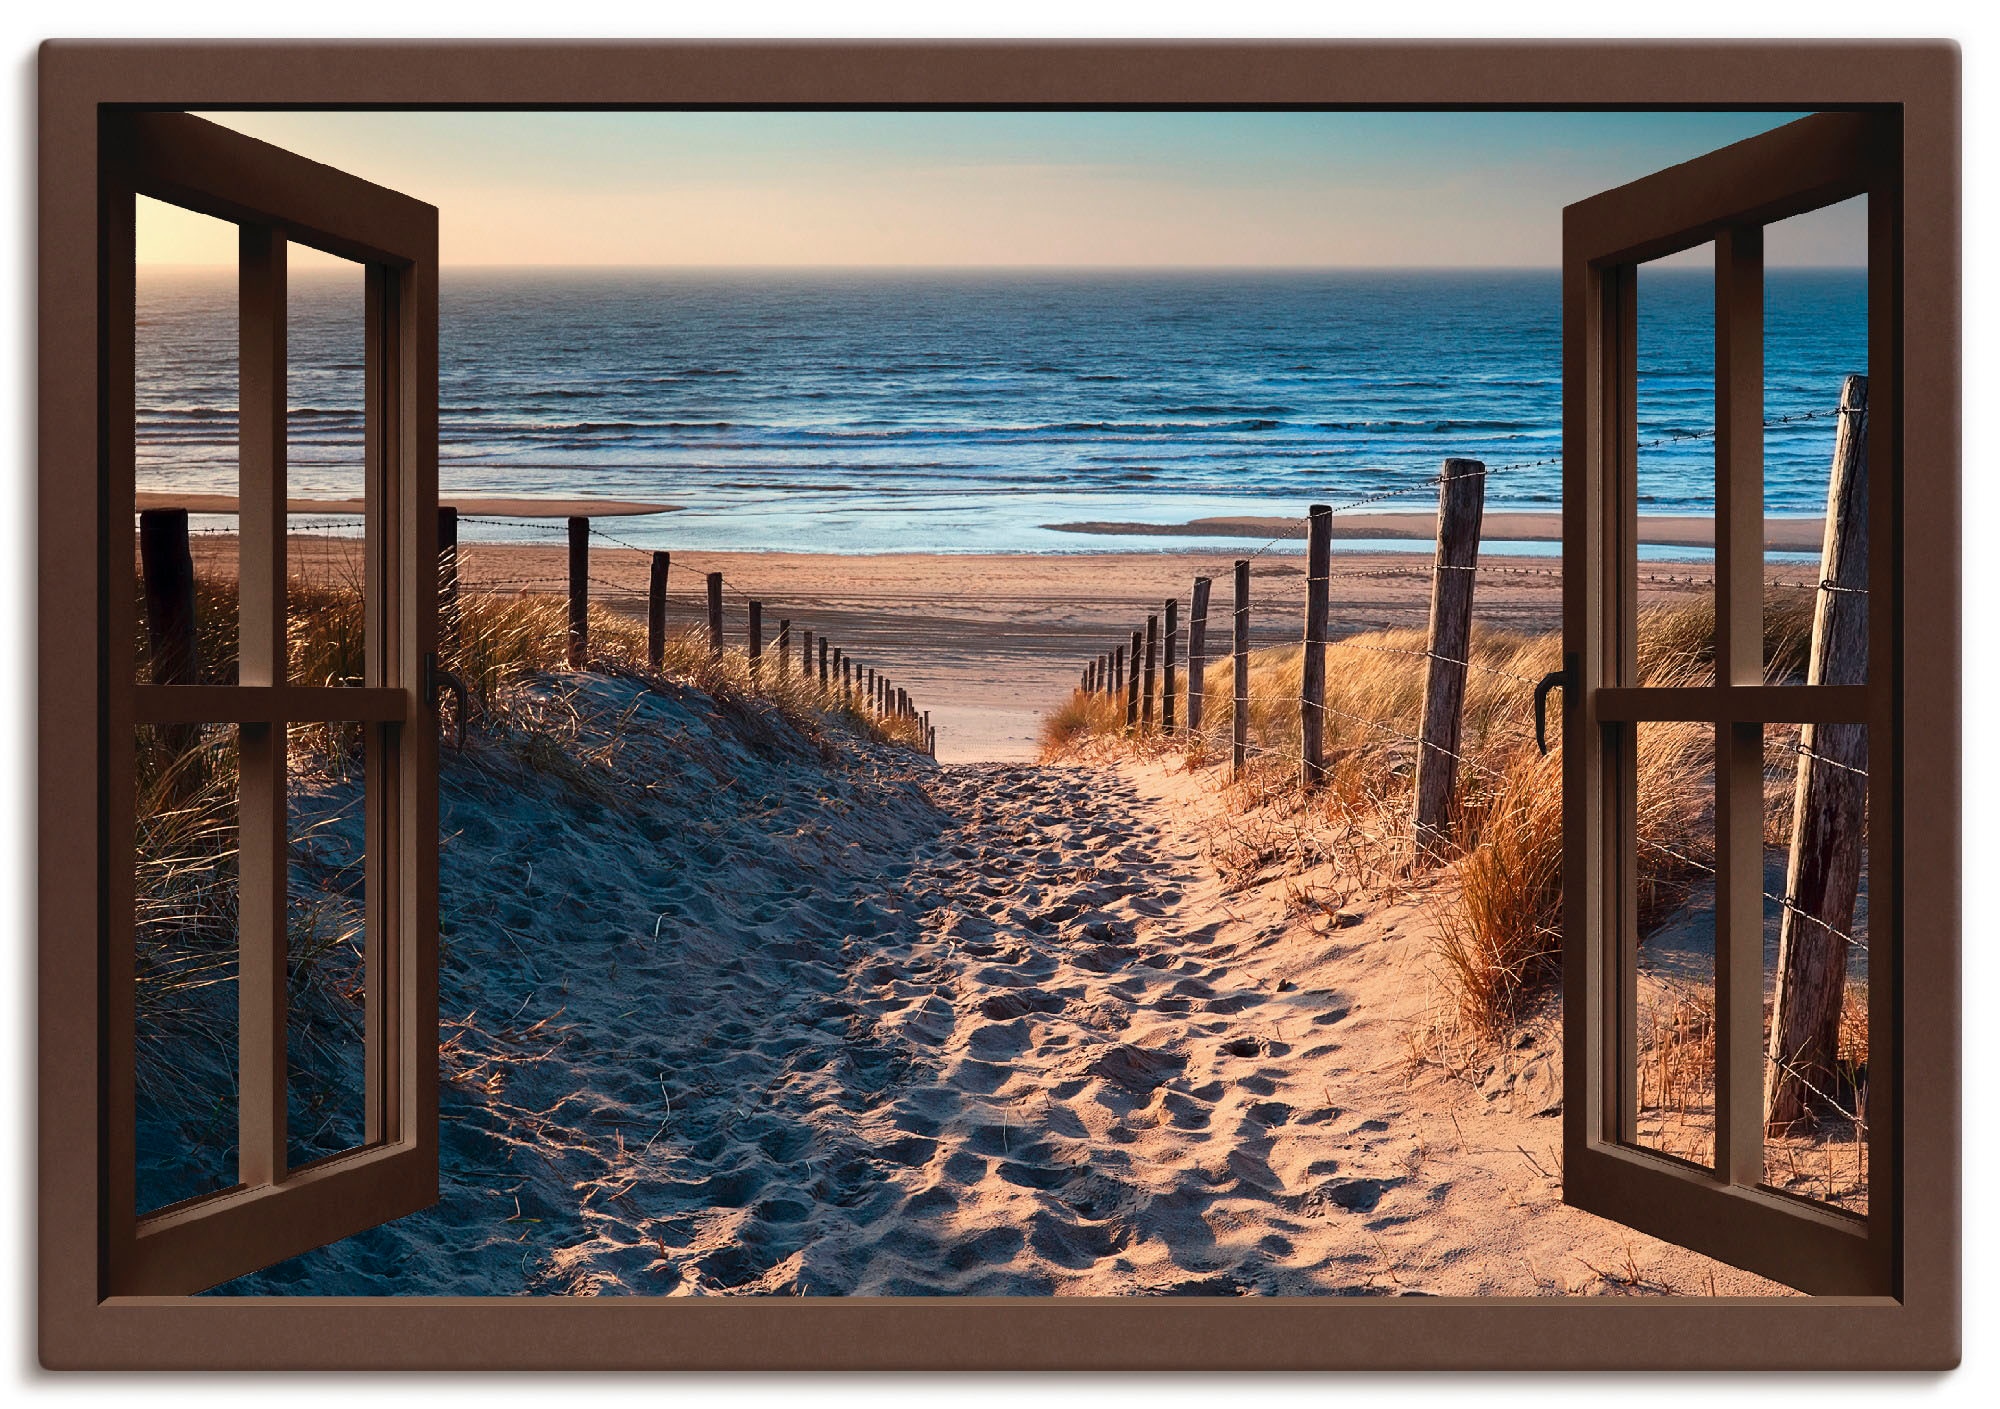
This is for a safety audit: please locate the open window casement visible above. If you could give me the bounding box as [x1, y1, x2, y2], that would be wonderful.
[1561, 111, 1899, 1297]
[102, 112, 440, 1296]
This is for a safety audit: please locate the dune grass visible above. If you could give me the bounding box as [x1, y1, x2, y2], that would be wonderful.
[1043, 587, 1819, 1035]
[129, 564, 929, 1202]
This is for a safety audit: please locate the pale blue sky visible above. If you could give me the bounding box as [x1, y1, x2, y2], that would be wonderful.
[140, 110, 1867, 268]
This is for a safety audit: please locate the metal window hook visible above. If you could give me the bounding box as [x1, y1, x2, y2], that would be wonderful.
[1533, 660, 1571, 756]
[425, 652, 469, 753]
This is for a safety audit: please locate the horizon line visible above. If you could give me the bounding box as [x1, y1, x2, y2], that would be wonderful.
[133, 260, 1872, 272]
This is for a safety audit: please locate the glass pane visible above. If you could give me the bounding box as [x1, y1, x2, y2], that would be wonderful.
[1634, 247, 1717, 688]
[286, 722, 371, 1168]
[287, 256, 371, 685]
[1761, 724, 1869, 1216]
[1763, 197, 1870, 684]
[134, 197, 239, 686]
[1631, 719, 1717, 1169]
[134, 722, 241, 1214]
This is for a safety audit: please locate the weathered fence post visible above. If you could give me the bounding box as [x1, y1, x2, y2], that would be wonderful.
[1163, 597, 1179, 734]
[1142, 614, 1159, 732]
[1187, 575, 1212, 736]
[1113, 645, 1125, 697]
[1126, 630, 1142, 733]
[1233, 559, 1250, 778]
[1099, 654, 1110, 696]
[437, 505, 459, 645]
[800, 627, 812, 679]
[748, 601, 764, 677]
[1767, 374, 1870, 1133]
[819, 636, 830, 687]
[706, 571, 724, 657]
[867, 668, 877, 712]
[1412, 461, 1485, 852]
[139, 507, 199, 765]
[566, 514, 589, 668]
[1301, 504, 1332, 789]
[140, 507, 198, 687]
[776, 619, 791, 677]
[647, 550, 670, 672]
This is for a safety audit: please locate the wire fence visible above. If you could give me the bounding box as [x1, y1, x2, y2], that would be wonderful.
[1072, 391, 1871, 1153]
[147, 504, 941, 756]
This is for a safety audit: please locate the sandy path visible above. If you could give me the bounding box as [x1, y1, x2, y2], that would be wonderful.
[220, 662, 1786, 1297]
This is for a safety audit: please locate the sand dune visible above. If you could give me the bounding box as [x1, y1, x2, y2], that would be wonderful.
[222, 669, 1785, 1297]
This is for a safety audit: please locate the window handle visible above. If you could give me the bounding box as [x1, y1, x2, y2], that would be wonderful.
[1534, 663, 1570, 756]
[424, 653, 469, 752]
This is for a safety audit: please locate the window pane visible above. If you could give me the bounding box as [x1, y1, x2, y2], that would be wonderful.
[1634, 249, 1717, 688]
[287, 721, 371, 1168]
[1763, 197, 1869, 684]
[134, 197, 240, 687]
[1630, 719, 1717, 1169]
[134, 722, 241, 1214]
[1761, 724, 1869, 1216]
[287, 256, 372, 685]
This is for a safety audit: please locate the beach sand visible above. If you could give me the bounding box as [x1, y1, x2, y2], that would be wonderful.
[219, 535, 1820, 763]
[227, 667, 1789, 1297]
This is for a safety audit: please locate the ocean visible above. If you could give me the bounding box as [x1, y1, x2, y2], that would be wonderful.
[135, 267, 1867, 557]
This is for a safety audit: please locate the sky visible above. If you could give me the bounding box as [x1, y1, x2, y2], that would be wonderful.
[137, 110, 1868, 269]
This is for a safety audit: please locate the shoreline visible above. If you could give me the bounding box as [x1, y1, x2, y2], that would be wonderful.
[138, 492, 682, 518]
[189, 538, 1822, 763]
[1043, 511, 1826, 552]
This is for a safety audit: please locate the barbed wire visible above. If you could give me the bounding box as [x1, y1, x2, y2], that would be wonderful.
[1637, 835, 1864, 951]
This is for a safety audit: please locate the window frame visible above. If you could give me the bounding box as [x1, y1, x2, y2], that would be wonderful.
[1559, 110, 1899, 1297]
[36, 39, 1959, 1370]
[98, 111, 441, 1296]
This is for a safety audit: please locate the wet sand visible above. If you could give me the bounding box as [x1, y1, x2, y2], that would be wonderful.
[1045, 511, 1827, 553]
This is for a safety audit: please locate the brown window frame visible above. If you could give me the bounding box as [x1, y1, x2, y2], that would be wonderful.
[37, 40, 1958, 1371]
[101, 111, 440, 1296]
[1559, 111, 1904, 1298]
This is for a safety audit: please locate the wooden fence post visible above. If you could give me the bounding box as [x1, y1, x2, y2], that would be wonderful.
[819, 636, 830, 687]
[1126, 630, 1142, 733]
[437, 505, 459, 645]
[1301, 504, 1331, 789]
[139, 507, 198, 687]
[867, 668, 877, 712]
[647, 550, 670, 672]
[566, 514, 589, 669]
[139, 507, 199, 767]
[1113, 645, 1125, 697]
[1187, 575, 1212, 736]
[1163, 597, 1179, 734]
[748, 601, 763, 677]
[777, 619, 791, 677]
[1767, 374, 1870, 1132]
[1412, 461, 1485, 851]
[1142, 614, 1159, 732]
[799, 626, 812, 680]
[1233, 559, 1250, 778]
[1099, 654, 1110, 696]
[706, 571, 724, 657]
